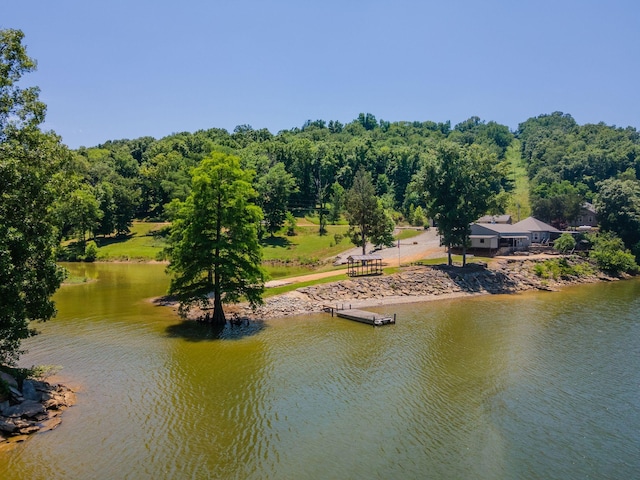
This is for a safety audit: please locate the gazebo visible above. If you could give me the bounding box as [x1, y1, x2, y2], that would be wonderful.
[346, 254, 383, 277]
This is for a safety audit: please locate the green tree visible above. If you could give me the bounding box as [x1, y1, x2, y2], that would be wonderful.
[594, 178, 640, 250]
[588, 232, 639, 275]
[165, 152, 265, 326]
[0, 29, 66, 365]
[554, 233, 576, 254]
[344, 168, 395, 254]
[328, 181, 345, 223]
[419, 141, 506, 266]
[256, 162, 297, 236]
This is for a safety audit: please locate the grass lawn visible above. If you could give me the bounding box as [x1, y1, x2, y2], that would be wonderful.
[95, 222, 168, 261]
[261, 224, 351, 264]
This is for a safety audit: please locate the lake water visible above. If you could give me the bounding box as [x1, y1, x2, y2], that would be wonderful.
[1, 263, 639, 479]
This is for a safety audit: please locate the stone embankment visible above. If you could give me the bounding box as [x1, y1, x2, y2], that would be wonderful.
[228, 257, 617, 320]
[0, 371, 75, 445]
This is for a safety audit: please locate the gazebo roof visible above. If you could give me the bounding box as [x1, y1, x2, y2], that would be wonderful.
[347, 254, 382, 261]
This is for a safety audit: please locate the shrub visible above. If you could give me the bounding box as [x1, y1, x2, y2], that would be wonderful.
[554, 233, 576, 253]
[83, 241, 99, 262]
[589, 232, 639, 275]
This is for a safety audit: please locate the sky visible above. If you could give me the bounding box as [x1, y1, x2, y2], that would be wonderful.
[4, 0, 640, 148]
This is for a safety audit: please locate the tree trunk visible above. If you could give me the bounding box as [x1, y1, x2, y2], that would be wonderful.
[361, 225, 367, 255]
[447, 244, 452, 266]
[462, 245, 467, 267]
[212, 290, 226, 326]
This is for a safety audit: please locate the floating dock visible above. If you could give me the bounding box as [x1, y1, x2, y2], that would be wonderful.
[324, 305, 396, 326]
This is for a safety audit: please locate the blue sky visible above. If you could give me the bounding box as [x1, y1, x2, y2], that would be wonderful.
[4, 0, 640, 148]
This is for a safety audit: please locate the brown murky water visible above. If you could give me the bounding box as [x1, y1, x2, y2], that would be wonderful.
[1, 263, 639, 479]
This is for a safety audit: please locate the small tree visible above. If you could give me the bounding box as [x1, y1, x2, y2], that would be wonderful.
[554, 233, 576, 254]
[256, 162, 297, 237]
[165, 153, 265, 326]
[345, 168, 395, 254]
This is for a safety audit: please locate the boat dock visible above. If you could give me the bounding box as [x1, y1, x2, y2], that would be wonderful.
[324, 305, 396, 326]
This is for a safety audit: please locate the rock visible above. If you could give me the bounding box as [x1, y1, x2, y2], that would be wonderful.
[3, 400, 46, 419]
[0, 372, 18, 389]
[0, 419, 17, 434]
[22, 379, 41, 402]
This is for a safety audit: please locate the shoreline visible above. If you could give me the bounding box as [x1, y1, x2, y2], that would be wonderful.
[191, 256, 627, 322]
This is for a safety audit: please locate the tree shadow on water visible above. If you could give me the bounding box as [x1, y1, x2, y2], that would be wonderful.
[165, 318, 266, 341]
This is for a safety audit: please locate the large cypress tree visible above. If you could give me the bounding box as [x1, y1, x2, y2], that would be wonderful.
[165, 152, 265, 326]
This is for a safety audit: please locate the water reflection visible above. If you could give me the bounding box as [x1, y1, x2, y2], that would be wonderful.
[165, 319, 266, 341]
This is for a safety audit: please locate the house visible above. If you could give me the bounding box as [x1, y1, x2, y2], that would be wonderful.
[476, 214, 512, 224]
[569, 202, 598, 228]
[512, 217, 560, 243]
[469, 223, 531, 251]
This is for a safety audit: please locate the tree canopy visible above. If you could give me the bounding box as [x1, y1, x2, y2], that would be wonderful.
[0, 29, 67, 364]
[165, 152, 265, 326]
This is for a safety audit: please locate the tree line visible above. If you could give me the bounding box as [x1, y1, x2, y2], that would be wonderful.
[3, 27, 640, 356]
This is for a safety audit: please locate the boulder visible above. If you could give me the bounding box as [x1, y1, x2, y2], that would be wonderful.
[3, 400, 46, 419]
[0, 372, 18, 389]
[22, 379, 41, 402]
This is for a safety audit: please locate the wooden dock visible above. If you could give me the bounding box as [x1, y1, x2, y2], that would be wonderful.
[324, 305, 396, 326]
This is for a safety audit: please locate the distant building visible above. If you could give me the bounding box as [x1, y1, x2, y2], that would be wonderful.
[476, 214, 512, 224]
[569, 202, 598, 228]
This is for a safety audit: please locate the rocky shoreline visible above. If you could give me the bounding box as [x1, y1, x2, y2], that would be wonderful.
[0, 371, 76, 447]
[223, 256, 622, 321]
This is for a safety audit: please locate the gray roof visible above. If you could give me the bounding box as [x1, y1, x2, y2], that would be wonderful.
[512, 216, 560, 233]
[347, 255, 382, 261]
[476, 214, 512, 224]
[471, 223, 531, 236]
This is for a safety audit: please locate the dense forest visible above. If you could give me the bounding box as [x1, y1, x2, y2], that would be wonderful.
[56, 111, 640, 258]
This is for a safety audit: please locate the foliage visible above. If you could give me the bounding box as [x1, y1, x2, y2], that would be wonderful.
[0, 29, 67, 365]
[285, 211, 297, 236]
[533, 257, 594, 279]
[165, 153, 265, 325]
[517, 112, 640, 228]
[256, 162, 297, 236]
[554, 233, 576, 253]
[344, 168, 395, 254]
[594, 178, 640, 250]
[418, 141, 507, 266]
[588, 232, 639, 275]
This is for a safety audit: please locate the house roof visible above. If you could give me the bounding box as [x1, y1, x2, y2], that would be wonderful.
[512, 216, 560, 233]
[471, 223, 531, 236]
[476, 214, 512, 224]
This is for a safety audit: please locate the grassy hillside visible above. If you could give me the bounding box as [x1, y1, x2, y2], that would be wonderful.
[504, 139, 531, 222]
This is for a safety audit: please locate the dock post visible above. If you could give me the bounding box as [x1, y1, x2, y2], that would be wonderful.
[394, 313, 397, 323]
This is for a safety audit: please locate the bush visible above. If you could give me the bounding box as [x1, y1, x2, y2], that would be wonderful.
[554, 233, 576, 253]
[83, 241, 99, 262]
[589, 232, 639, 275]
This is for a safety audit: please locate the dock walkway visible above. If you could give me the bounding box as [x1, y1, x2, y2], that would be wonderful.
[324, 305, 396, 326]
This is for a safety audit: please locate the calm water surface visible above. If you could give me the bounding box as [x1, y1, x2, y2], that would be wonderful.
[1, 263, 639, 479]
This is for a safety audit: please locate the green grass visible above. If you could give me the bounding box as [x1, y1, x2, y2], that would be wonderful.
[261, 224, 351, 264]
[264, 273, 350, 297]
[95, 222, 168, 261]
[504, 139, 531, 221]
